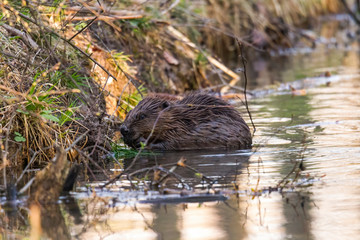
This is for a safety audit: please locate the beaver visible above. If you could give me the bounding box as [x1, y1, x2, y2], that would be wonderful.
[120, 93, 252, 150]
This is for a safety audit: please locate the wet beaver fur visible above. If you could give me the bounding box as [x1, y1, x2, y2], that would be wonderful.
[120, 93, 252, 150]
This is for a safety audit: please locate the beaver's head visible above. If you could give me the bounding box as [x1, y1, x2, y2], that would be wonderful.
[120, 96, 171, 149]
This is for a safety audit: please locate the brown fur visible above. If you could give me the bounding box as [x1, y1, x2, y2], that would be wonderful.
[120, 93, 252, 150]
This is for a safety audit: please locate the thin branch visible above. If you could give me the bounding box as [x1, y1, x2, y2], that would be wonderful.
[64, 6, 142, 17]
[237, 39, 256, 135]
[65, 130, 90, 152]
[94, 145, 123, 167]
[68, 16, 98, 41]
[15, 146, 53, 186]
[1, 23, 39, 50]
[75, 146, 110, 178]
[277, 135, 308, 188]
[340, 0, 360, 25]
[1, 112, 16, 189]
[161, 0, 181, 14]
[154, 166, 189, 189]
[182, 164, 215, 184]
[3, 5, 120, 83]
[78, 0, 123, 34]
[18, 177, 35, 194]
[69, 15, 143, 21]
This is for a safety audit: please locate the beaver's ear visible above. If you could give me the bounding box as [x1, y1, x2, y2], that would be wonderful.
[162, 101, 170, 109]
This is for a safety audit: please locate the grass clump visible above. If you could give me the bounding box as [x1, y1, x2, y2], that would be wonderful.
[0, 1, 137, 170]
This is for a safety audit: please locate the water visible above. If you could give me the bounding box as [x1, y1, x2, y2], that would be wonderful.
[2, 17, 360, 240]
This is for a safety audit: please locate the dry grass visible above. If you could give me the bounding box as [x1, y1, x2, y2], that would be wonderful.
[177, 0, 343, 55]
[0, 1, 137, 168]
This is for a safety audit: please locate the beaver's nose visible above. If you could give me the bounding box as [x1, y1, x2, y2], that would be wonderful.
[120, 125, 129, 136]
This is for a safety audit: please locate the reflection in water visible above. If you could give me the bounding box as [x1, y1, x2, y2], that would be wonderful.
[35, 203, 71, 240]
[307, 48, 360, 239]
[179, 204, 227, 240]
[124, 150, 251, 190]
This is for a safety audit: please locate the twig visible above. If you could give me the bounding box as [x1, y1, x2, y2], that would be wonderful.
[63, 38, 119, 82]
[155, 165, 178, 185]
[237, 39, 256, 135]
[111, 80, 131, 117]
[277, 135, 308, 188]
[277, 161, 298, 188]
[68, 16, 98, 41]
[69, 15, 143, 21]
[18, 177, 35, 194]
[127, 163, 176, 178]
[15, 146, 53, 186]
[1, 112, 16, 189]
[132, 206, 160, 237]
[1, 23, 39, 50]
[155, 166, 189, 189]
[161, 0, 181, 14]
[127, 164, 189, 189]
[65, 130, 90, 152]
[3, 5, 120, 83]
[89, 128, 101, 156]
[340, 0, 360, 25]
[0, 50, 30, 63]
[22, 47, 31, 76]
[83, 159, 97, 181]
[78, 0, 123, 34]
[64, 6, 143, 17]
[61, 5, 84, 29]
[75, 146, 110, 178]
[94, 145, 123, 169]
[254, 157, 262, 192]
[127, 167, 155, 178]
[0, 132, 5, 189]
[166, 26, 240, 80]
[182, 164, 214, 183]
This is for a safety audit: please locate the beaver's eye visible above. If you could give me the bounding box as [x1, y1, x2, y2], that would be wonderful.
[139, 114, 146, 120]
[162, 101, 170, 109]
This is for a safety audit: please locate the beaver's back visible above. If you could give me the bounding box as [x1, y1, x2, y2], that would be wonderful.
[121, 93, 252, 150]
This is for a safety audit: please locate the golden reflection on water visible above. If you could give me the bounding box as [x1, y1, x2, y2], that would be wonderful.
[73, 204, 157, 239]
[307, 51, 360, 239]
[178, 203, 226, 240]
